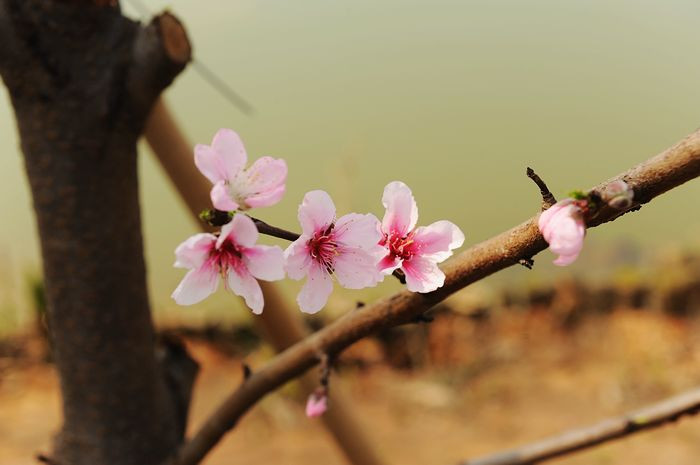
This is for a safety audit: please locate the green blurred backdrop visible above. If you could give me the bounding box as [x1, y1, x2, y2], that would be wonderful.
[1, 0, 699, 330]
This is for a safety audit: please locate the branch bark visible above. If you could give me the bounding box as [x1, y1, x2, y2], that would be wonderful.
[0, 3, 192, 464]
[458, 387, 700, 465]
[171, 128, 700, 464]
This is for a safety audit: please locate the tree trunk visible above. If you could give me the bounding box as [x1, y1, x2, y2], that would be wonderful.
[0, 2, 194, 464]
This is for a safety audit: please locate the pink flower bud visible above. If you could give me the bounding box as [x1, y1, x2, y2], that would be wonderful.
[538, 199, 586, 266]
[601, 180, 634, 210]
[305, 391, 328, 418]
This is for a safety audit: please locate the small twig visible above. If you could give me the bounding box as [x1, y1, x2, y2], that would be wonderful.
[526, 167, 557, 210]
[241, 363, 252, 380]
[458, 387, 700, 465]
[199, 210, 302, 241]
[36, 454, 60, 465]
[249, 216, 301, 242]
[413, 313, 434, 324]
[319, 353, 332, 388]
[393, 269, 407, 284]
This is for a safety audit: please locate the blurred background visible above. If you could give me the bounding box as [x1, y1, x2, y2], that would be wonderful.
[1, 0, 700, 464]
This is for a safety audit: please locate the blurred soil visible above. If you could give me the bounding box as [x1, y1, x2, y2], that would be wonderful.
[2, 278, 700, 464]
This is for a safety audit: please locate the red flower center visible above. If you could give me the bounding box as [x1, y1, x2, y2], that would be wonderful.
[211, 237, 243, 273]
[308, 224, 337, 273]
[381, 231, 415, 261]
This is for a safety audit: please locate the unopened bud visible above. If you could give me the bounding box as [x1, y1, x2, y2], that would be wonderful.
[602, 180, 634, 210]
[305, 389, 328, 418]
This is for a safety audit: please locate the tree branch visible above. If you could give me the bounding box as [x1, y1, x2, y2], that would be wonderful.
[458, 387, 700, 465]
[171, 128, 700, 465]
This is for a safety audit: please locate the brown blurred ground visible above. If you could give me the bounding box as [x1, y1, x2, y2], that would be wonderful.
[2, 301, 700, 465]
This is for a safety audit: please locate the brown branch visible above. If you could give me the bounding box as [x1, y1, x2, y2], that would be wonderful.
[171, 129, 700, 465]
[249, 216, 301, 242]
[526, 167, 556, 210]
[458, 387, 700, 465]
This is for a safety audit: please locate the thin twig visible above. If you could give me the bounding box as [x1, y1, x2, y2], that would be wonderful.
[458, 387, 700, 465]
[249, 216, 301, 242]
[169, 129, 700, 465]
[526, 167, 557, 210]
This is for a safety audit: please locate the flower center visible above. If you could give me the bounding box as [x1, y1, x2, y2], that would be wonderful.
[211, 238, 243, 275]
[381, 231, 415, 261]
[308, 224, 337, 273]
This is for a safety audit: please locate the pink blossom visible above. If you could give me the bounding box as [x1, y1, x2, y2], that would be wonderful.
[171, 214, 285, 313]
[285, 190, 385, 314]
[195, 128, 287, 211]
[305, 391, 328, 418]
[378, 181, 464, 293]
[538, 199, 586, 266]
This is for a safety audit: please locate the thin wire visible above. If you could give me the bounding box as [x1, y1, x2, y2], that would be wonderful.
[124, 0, 255, 116]
[190, 60, 254, 116]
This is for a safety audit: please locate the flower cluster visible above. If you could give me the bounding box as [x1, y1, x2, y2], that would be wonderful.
[172, 129, 465, 314]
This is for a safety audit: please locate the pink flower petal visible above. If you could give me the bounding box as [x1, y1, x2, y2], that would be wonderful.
[402, 256, 445, 293]
[238, 157, 287, 208]
[243, 245, 285, 281]
[298, 190, 336, 236]
[217, 214, 258, 249]
[411, 220, 465, 262]
[211, 128, 248, 179]
[226, 266, 264, 314]
[194, 129, 247, 184]
[305, 392, 328, 418]
[194, 145, 225, 184]
[171, 266, 219, 305]
[284, 238, 313, 280]
[297, 263, 334, 314]
[553, 253, 580, 266]
[377, 254, 402, 274]
[334, 213, 383, 250]
[547, 212, 585, 257]
[211, 181, 239, 212]
[174, 233, 216, 269]
[538, 199, 586, 266]
[334, 247, 384, 289]
[244, 184, 286, 209]
[381, 181, 418, 237]
[538, 199, 573, 238]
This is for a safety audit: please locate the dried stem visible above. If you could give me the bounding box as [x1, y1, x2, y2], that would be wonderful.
[170, 128, 700, 465]
[458, 387, 700, 465]
[526, 167, 557, 210]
